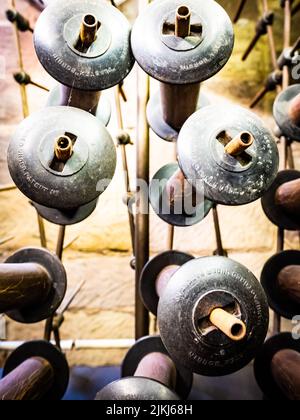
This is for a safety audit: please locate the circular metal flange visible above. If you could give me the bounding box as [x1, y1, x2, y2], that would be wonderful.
[140, 250, 194, 316]
[34, 0, 134, 91]
[158, 256, 269, 376]
[261, 170, 300, 231]
[178, 105, 279, 206]
[95, 377, 180, 401]
[47, 85, 111, 127]
[4, 248, 67, 324]
[254, 333, 300, 401]
[146, 89, 210, 142]
[8, 106, 116, 211]
[131, 0, 234, 84]
[32, 198, 98, 226]
[121, 336, 193, 400]
[261, 250, 300, 320]
[149, 163, 214, 227]
[273, 84, 300, 141]
[2, 340, 69, 400]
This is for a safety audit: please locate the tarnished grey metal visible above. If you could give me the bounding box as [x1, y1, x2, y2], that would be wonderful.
[3, 341, 69, 401]
[28, 0, 51, 10]
[34, 0, 134, 91]
[8, 106, 116, 210]
[4, 248, 67, 324]
[158, 256, 269, 376]
[131, 0, 234, 84]
[95, 377, 180, 401]
[177, 105, 279, 205]
[274, 84, 300, 141]
[149, 163, 213, 227]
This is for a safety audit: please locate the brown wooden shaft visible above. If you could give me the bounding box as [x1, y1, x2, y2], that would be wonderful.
[134, 352, 177, 389]
[209, 308, 247, 342]
[271, 349, 300, 400]
[289, 93, 300, 127]
[275, 178, 300, 215]
[80, 14, 99, 48]
[60, 85, 101, 116]
[0, 263, 51, 313]
[175, 5, 191, 38]
[54, 135, 73, 162]
[155, 265, 179, 299]
[0, 357, 54, 400]
[278, 265, 300, 304]
[160, 82, 200, 131]
[225, 131, 254, 156]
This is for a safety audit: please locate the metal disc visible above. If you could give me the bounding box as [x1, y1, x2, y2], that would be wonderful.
[34, 0, 134, 90]
[3, 341, 69, 400]
[177, 105, 279, 205]
[32, 198, 98, 226]
[5, 248, 67, 324]
[146, 89, 210, 142]
[95, 377, 180, 401]
[254, 333, 300, 401]
[273, 85, 300, 141]
[140, 250, 194, 316]
[121, 336, 193, 399]
[149, 163, 214, 227]
[261, 250, 300, 320]
[261, 170, 300, 230]
[8, 106, 116, 210]
[47, 85, 111, 127]
[131, 0, 234, 84]
[158, 256, 269, 376]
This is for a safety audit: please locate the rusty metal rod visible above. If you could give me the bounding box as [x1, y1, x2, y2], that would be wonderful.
[0, 357, 54, 400]
[56, 226, 66, 261]
[271, 349, 300, 400]
[225, 131, 254, 156]
[242, 12, 274, 62]
[283, 0, 292, 89]
[0, 262, 51, 313]
[0, 184, 17, 193]
[54, 135, 73, 162]
[135, 0, 151, 339]
[175, 5, 191, 38]
[212, 204, 226, 257]
[233, 0, 248, 23]
[274, 228, 285, 335]
[261, 0, 279, 72]
[134, 352, 177, 389]
[79, 14, 99, 49]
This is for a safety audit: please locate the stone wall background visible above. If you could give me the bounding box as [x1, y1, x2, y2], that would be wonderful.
[0, 0, 299, 366]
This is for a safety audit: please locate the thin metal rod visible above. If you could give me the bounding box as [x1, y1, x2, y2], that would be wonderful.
[0, 357, 54, 401]
[233, 0, 248, 23]
[212, 204, 226, 256]
[0, 184, 17, 192]
[0, 236, 14, 246]
[56, 226, 66, 261]
[283, 0, 292, 88]
[273, 227, 285, 335]
[167, 225, 174, 250]
[135, 0, 151, 340]
[114, 87, 135, 255]
[262, 0, 280, 72]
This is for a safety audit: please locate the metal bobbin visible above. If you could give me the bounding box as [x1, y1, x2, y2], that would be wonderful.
[254, 333, 300, 401]
[8, 106, 116, 212]
[96, 336, 193, 400]
[177, 104, 279, 205]
[156, 256, 269, 376]
[149, 163, 214, 227]
[1, 247, 67, 324]
[131, 0, 234, 141]
[261, 250, 300, 319]
[1, 341, 69, 400]
[261, 170, 300, 231]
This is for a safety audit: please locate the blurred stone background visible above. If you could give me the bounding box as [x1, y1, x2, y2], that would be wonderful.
[0, 0, 299, 368]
